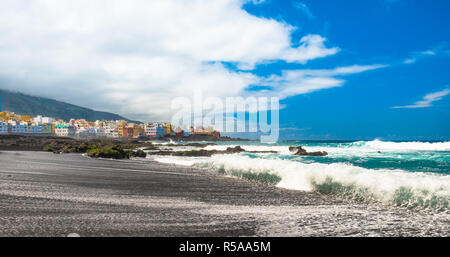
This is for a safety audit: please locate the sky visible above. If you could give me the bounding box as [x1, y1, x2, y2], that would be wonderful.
[0, 0, 449, 140]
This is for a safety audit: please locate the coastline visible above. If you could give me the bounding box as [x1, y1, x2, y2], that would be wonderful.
[0, 150, 448, 237]
[0, 134, 250, 152]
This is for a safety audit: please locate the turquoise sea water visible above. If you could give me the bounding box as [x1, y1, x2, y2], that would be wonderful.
[256, 141, 450, 174]
[191, 140, 450, 173]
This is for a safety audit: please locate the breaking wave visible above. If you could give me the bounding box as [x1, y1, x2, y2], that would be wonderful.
[149, 139, 450, 212]
[187, 154, 450, 212]
[345, 140, 450, 152]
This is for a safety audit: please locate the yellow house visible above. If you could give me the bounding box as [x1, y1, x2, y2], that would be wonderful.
[117, 121, 128, 136]
[0, 112, 9, 122]
[21, 115, 31, 122]
[133, 124, 142, 138]
[165, 123, 172, 134]
[8, 113, 21, 122]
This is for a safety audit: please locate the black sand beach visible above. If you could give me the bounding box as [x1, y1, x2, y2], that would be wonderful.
[0, 151, 448, 237]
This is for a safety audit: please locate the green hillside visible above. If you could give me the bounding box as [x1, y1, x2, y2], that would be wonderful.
[0, 89, 139, 123]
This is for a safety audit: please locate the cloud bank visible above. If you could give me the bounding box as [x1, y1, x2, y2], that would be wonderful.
[0, 0, 380, 121]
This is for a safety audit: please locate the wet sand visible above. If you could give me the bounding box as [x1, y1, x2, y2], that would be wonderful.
[0, 151, 448, 237]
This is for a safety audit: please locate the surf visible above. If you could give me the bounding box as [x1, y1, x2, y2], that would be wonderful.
[148, 140, 450, 212]
[194, 154, 450, 211]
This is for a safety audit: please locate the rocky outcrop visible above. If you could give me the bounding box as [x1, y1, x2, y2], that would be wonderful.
[226, 146, 245, 153]
[0, 135, 153, 159]
[86, 146, 147, 159]
[86, 146, 130, 159]
[0, 135, 272, 158]
[151, 146, 245, 157]
[185, 143, 217, 147]
[147, 145, 274, 157]
[289, 146, 328, 157]
[131, 149, 147, 158]
[0, 135, 76, 151]
[172, 149, 216, 157]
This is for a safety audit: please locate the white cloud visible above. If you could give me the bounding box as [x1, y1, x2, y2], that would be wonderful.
[0, 0, 373, 121]
[421, 50, 436, 56]
[392, 88, 450, 109]
[281, 35, 339, 64]
[258, 64, 386, 98]
[403, 58, 417, 64]
[249, 0, 266, 4]
[292, 2, 315, 19]
[403, 49, 437, 64]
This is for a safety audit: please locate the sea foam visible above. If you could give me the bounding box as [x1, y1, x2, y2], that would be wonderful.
[195, 154, 450, 211]
[152, 153, 450, 211]
[349, 140, 450, 152]
[149, 140, 450, 211]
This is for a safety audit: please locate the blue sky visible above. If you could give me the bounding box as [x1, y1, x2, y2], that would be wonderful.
[0, 0, 449, 140]
[242, 0, 450, 140]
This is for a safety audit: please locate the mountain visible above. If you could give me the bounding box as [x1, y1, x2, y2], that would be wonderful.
[0, 89, 139, 123]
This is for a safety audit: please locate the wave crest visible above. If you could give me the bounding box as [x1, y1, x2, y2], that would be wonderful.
[193, 155, 450, 212]
[350, 140, 450, 151]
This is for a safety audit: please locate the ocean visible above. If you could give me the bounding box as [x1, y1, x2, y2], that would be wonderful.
[148, 140, 450, 212]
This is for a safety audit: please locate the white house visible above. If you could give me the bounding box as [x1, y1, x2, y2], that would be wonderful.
[55, 125, 75, 137]
[95, 127, 105, 137]
[144, 124, 166, 138]
[144, 124, 157, 137]
[76, 127, 94, 137]
[33, 115, 55, 125]
[103, 124, 119, 138]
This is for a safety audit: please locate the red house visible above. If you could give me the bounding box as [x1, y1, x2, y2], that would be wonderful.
[176, 130, 184, 138]
[123, 127, 134, 138]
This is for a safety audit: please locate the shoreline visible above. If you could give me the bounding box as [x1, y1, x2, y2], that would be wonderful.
[0, 134, 251, 152]
[0, 151, 448, 236]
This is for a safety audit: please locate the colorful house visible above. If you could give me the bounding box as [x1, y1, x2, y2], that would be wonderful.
[123, 126, 134, 138]
[33, 115, 55, 124]
[41, 124, 54, 134]
[76, 127, 98, 137]
[145, 124, 166, 138]
[131, 124, 141, 138]
[0, 112, 10, 122]
[55, 125, 75, 137]
[175, 129, 184, 138]
[117, 121, 128, 137]
[0, 112, 178, 139]
[20, 115, 32, 122]
[30, 124, 42, 134]
[103, 123, 119, 138]
[164, 123, 172, 135]
[0, 121, 8, 134]
[144, 124, 155, 137]
[11, 123, 28, 134]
